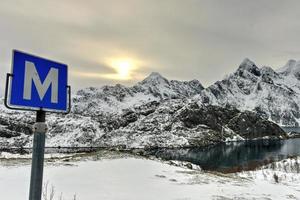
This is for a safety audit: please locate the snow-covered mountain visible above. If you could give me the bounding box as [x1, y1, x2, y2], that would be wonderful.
[1, 59, 299, 149]
[0, 73, 206, 148]
[73, 60, 300, 127]
[0, 70, 287, 149]
[73, 72, 204, 116]
[197, 58, 300, 126]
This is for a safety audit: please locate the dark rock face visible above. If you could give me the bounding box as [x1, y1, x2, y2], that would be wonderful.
[177, 103, 239, 131]
[227, 111, 286, 139]
[178, 103, 285, 140]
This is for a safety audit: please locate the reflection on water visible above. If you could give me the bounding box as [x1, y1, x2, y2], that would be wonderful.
[146, 138, 300, 172]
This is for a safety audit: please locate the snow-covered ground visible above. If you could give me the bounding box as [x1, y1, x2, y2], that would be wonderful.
[0, 153, 300, 200]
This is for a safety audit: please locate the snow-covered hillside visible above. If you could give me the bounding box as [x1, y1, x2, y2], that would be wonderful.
[73, 72, 203, 116]
[197, 58, 300, 126]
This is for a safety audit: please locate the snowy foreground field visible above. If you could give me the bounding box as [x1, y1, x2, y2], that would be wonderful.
[0, 152, 300, 200]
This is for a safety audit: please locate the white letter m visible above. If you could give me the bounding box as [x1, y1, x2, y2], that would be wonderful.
[23, 61, 59, 103]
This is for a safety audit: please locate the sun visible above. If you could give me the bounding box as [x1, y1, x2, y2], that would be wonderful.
[73, 57, 144, 81]
[114, 60, 131, 77]
[109, 58, 136, 80]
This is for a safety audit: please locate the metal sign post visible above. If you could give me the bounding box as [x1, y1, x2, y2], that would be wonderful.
[29, 111, 47, 200]
[4, 50, 71, 200]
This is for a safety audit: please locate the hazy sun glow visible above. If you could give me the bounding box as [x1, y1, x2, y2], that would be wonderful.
[73, 57, 143, 81]
[113, 60, 131, 77]
[108, 58, 137, 80]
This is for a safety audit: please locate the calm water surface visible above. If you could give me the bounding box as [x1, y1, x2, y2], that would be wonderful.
[147, 128, 300, 172]
[1, 128, 300, 172]
[148, 139, 300, 172]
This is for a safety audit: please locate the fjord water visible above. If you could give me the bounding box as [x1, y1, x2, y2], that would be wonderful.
[147, 129, 300, 172]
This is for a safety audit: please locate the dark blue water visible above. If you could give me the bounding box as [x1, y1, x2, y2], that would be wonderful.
[147, 138, 300, 172]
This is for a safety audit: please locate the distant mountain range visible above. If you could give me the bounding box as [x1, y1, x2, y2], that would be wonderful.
[0, 58, 298, 148]
[73, 58, 300, 126]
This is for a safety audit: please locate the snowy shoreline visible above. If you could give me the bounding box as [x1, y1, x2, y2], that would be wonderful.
[0, 152, 299, 200]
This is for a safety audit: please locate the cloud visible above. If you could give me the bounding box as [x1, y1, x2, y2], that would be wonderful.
[0, 0, 300, 97]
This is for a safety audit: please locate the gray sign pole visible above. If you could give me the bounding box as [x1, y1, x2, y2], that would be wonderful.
[29, 110, 47, 200]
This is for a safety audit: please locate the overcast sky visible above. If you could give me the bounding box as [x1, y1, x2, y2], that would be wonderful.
[1, 0, 300, 96]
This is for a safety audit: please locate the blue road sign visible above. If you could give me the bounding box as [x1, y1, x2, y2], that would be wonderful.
[8, 50, 68, 112]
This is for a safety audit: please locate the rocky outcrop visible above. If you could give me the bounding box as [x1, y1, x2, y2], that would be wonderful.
[227, 111, 285, 139]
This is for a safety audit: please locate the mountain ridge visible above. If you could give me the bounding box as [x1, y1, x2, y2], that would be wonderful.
[0, 58, 298, 149]
[198, 58, 300, 126]
[73, 71, 204, 116]
[72, 57, 300, 127]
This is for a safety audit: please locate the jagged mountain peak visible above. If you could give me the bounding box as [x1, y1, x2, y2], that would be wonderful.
[239, 58, 256, 67]
[237, 58, 259, 73]
[148, 72, 165, 78]
[200, 58, 300, 126]
[140, 72, 169, 85]
[286, 59, 297, 65]
[277, 59, 300, 77]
